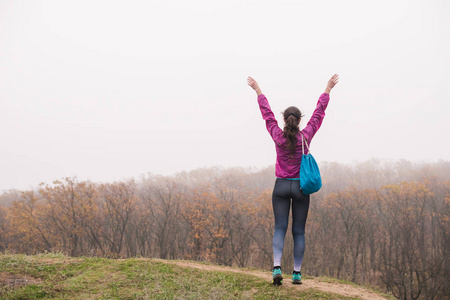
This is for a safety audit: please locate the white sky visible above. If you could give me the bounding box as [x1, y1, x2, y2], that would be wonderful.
[1, 0, 449, 192]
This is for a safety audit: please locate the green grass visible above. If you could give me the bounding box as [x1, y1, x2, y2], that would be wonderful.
[0, 252, 364, 299]
[317, 276, 359, 286]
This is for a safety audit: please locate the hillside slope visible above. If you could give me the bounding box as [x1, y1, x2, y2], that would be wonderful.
[162, 259, 391, 300]
[0, 252, 393, 299]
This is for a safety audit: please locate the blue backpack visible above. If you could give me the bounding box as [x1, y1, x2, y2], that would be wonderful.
[299, 132, 322, 195]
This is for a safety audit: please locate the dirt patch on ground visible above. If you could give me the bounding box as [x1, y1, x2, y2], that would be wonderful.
[37, 258, 84, 264]
[0, 272, 42, 288]
[158, 260, 389, 300]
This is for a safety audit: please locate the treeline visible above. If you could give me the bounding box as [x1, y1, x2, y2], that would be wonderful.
[0, 160, 449, 300]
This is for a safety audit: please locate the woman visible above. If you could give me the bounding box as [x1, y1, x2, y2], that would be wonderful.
[247, 74, 339, 285]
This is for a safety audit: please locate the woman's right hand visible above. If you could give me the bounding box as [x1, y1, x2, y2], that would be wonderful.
[247, 76, 262, 95]
[325, 74, 339, 94]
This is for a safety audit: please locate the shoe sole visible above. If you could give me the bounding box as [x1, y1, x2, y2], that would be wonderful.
[272, 274, 283, 286]
[292, 279, 302, 285]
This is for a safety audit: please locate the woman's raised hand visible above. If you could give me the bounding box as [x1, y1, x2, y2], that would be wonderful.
[325, 74, 339, 94]
[247, 76, 262, 95]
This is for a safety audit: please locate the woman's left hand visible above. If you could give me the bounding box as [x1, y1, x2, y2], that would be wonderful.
[247, 76, 262, 95]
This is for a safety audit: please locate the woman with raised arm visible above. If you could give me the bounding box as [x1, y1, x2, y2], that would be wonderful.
[247, 74, 339, 286]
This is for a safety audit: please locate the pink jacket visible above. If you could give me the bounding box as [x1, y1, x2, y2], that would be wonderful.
[257, 93, 330, 178]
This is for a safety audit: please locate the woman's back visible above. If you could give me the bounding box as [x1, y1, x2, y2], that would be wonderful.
[257, 93, 330, 178]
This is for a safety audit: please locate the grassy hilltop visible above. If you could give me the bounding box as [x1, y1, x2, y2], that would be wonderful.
[0, 252, 393, 300]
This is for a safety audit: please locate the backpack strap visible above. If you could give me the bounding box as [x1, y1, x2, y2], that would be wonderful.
[300, 131, 310, 155]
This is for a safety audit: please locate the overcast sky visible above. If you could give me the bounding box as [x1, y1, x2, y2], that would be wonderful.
[1, 0, 449, 192]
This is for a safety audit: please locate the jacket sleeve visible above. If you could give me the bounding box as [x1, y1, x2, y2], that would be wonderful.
[257, 94, 284, 145]
[301, 93, 330, 144]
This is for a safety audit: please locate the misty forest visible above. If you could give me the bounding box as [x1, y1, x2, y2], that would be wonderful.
[0, 159, 448, 300]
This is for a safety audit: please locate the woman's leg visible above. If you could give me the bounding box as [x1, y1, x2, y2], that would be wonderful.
[291, 182, 310, 272]
[272, 178, 291, 267]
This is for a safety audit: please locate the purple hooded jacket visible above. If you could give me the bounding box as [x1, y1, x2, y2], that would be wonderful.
[257, 93, 330, 178]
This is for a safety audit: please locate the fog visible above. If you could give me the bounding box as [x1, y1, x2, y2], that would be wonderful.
[1, 0, 449, 192]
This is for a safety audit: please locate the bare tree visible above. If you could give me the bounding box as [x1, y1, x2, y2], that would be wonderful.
[98, 180, 136, 258]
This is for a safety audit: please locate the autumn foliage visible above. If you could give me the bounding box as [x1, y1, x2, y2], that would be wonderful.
[0, 160, 448, 300]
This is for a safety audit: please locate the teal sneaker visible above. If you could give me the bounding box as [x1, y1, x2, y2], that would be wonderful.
[272, 266, 283, 286]
[292, 270, 302, 284]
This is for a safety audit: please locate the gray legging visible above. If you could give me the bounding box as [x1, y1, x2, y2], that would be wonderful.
[272, 178, 310, 272]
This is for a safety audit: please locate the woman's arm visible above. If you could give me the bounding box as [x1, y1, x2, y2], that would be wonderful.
[303, 74, 339, 141]
[247, 76, 284, 144]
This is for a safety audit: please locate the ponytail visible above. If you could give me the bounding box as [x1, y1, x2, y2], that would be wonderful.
[282, 106, 302, 157]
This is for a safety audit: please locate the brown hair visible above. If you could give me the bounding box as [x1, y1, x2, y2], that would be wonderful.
[282, 106, 303, 157]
